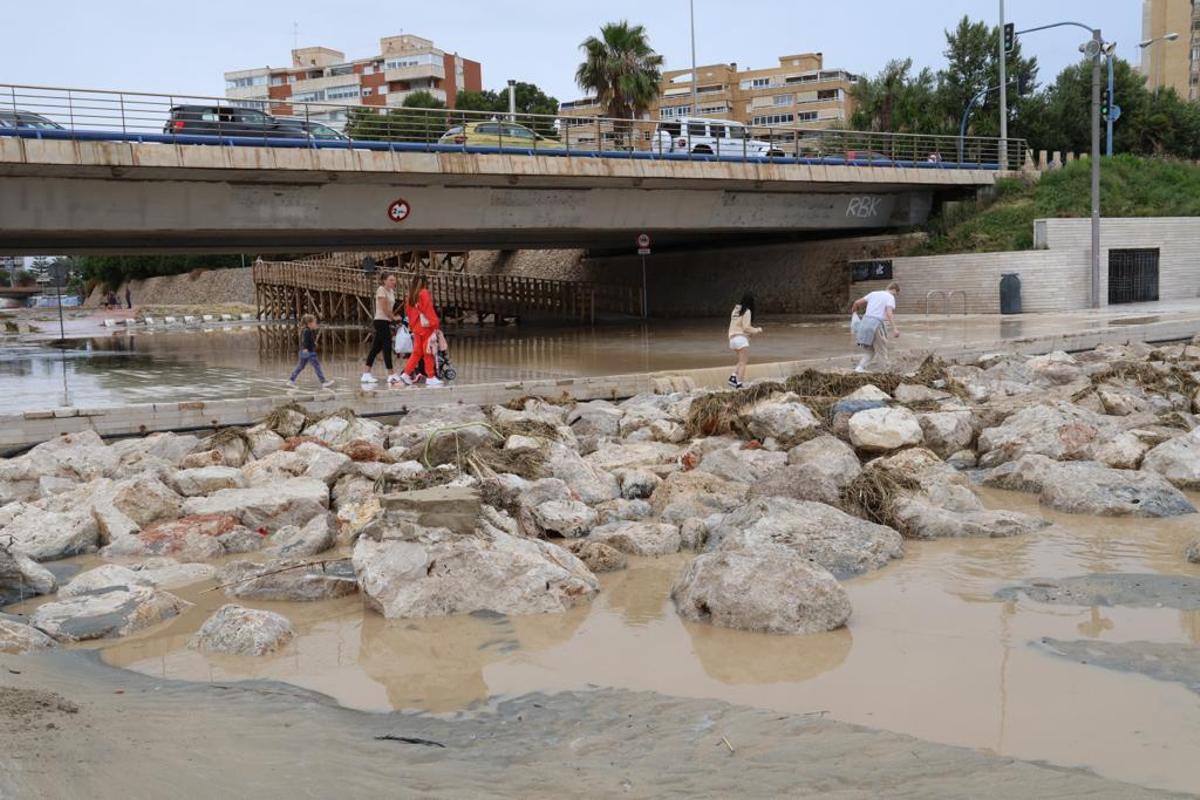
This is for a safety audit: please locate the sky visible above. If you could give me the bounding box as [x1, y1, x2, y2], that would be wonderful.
[3, 1, 1146, 103]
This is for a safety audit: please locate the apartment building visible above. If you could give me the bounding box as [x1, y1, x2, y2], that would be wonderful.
[224, 34, 482, 126]
[1140, 0, 1200, 100]
[559, 52, 856, 146]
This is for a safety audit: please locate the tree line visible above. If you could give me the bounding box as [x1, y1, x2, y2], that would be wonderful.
[850, 16, 1200, 160]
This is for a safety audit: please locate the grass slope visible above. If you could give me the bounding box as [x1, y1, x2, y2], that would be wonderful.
[911, 156, 1200, 256]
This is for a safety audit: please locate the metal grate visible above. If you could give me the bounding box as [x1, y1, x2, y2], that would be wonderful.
[1108, 248, 1159, 305]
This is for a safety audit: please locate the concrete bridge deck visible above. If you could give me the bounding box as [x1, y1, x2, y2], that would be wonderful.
[0, 137, 1012, 254]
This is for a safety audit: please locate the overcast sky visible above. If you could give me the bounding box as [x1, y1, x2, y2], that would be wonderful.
[4, 1, 1144, 102]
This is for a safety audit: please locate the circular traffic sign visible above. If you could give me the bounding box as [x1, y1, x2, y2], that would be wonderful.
[636, 233, 651, 248]
[387, 198, 411, 223]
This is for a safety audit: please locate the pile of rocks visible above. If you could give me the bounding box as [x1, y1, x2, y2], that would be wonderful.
[4, 339, 1200, 651]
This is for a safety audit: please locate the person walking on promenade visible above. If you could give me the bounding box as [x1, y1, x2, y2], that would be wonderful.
[362, 272, 401, 386]
[289, 314, 334, 389]
[124, 285, 132, 309]
[727, 292, 762, 389]
[399, 275, 443, 387]
[851, 282, 900, 373]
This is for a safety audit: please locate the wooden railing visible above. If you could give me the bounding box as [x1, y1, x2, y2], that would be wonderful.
[252, 259, 642, 323]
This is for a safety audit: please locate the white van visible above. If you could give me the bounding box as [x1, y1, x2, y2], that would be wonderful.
[653, 117, 785, 158]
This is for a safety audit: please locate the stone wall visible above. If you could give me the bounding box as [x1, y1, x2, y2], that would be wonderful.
[85, 267, 254, 308]
[583, 235, 915, 317]
[855, 217, 1200, 314]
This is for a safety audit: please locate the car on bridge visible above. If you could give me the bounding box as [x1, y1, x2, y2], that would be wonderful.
[654, 118, 785, 158]
[439, 120, 564, 151]
[163, 105, 307, 140]
[0, 109, 63, 131]
[275, 118, 350, 142]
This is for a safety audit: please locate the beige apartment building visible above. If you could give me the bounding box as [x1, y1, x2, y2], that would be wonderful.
[224, 34, 482, 127]
[1140, 0, 1200, 100]
[558, 52, 856, 146]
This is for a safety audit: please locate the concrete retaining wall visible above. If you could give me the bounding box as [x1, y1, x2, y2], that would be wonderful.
[85, 267, 254, 308]
[855, 217, 1200, 314]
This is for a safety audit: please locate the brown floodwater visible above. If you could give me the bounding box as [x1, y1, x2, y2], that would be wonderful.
[63, 487, 1199, 794]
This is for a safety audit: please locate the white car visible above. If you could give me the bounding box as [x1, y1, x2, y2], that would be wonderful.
[654, 117, 785, 158]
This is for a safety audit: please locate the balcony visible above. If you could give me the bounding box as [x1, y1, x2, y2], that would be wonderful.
[383, 62, 446, 83]
[385, 87, 448, 106]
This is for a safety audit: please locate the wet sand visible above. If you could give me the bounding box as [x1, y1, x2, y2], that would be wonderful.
[24, 488, 1187, 795]
[0, 650, 1186, 800]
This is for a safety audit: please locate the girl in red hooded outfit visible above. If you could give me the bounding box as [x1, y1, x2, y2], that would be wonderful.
[399, 274, 442, 386]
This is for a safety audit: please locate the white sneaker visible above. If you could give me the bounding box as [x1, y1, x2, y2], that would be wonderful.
[361, 373, 378, 384]
[321, 380, 335, 389]
[287, 380, 297, 389]
[853, 366, 866, 374]
[395, 373, 414, 386]
[425, 377, 444, 387]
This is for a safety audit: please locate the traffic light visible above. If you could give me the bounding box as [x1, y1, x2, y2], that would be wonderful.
[1003, 23, 1016, 54]
[1101, 87, 1110, 121]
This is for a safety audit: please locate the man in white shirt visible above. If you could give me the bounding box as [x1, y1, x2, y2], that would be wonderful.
[851, 282, 900, 373]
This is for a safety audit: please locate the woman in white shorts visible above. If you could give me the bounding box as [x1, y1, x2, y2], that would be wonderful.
[727, 293, 762, 389]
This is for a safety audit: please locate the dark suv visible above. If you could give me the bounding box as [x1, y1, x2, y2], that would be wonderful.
[163, 105, 305, 139]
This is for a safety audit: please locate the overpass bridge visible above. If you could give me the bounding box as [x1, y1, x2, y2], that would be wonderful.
[0, 84, 1026, 254]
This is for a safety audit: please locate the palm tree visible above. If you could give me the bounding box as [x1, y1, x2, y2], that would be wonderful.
[575, 21, 664, 122]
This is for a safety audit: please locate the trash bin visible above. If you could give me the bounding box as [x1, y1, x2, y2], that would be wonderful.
[1000, 273, 1022, 315]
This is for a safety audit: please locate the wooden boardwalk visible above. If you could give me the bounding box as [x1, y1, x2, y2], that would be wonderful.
[253, 258, 642, 324]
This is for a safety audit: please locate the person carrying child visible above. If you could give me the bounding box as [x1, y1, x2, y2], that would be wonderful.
[288, 314, 334, 389]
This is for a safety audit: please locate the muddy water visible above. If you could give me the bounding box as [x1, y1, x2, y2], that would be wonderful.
[82, 487, 1200, 794]
[0, 308, 1160, 412]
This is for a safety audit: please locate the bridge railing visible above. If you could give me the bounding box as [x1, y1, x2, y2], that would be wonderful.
[1, 83, 1026, 170]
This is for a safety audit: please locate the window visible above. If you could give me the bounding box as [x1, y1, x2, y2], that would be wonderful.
[657, 121, 681, 136]
[697, 104, 729, 115]
[226, 75, 267, 90]
[817, 89, 840, 101]
[751, 77, 770, 88]
[385, 53, 435, 70]
[361, 88, 373, 97]
[773, 94, 793, 106]
[687, 122, 706, 137]
[751, 113, 794, 125]
[269, 75, 286, 86]
[659, 105, 691, 118]
[475, 123, 503, 135]
[293, 90, 325, 102]
[797, 111, 818, 122]
[503, 124, 536, 140]
[726, 125, 747, 139]
[326, 84, 360, 100]
[377, 85, 388, 95]
[710, 125, 726, 139]
[329, 64, 355, 77]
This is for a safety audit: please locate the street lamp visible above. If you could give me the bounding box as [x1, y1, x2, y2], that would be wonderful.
[689, 0, 698, 115]
[1017, 20, 1108, 309]
[1139, 33, 1181, 102]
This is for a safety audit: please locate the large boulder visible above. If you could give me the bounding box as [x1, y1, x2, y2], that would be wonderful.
[867, 449, 1049, 539]
[0, 618, 58, 654]
[671, 547, 851, 634]
[24, 430, 117, 482]
[1094, 431, 1154, 470]
[584, 441, 680, 473]
[264, 513, 336, 559]
[59, 564, 151, 598]
[352, 527, 598, 618]
[182, 478, 329, 533]
[981, 455, 1196, 518]
[218, 558, 358, 601]
[738, 393, 822, 444]
[649, 470, 749, 525]
[1187, 539, 1200, 564]
[916, 411, 975, 459]
[617, 469, 661, 500]
[295, 442, 352, 486]
[493, 398, 569, 428]
[590, 521, 682, 556]
[415, 423, 500, 468]
[245, 426, 285, 459]
[695, 446, 788, 483]
[189, 604, 295, 656]
[110, 432, 199, 468]
[545, 443, 620, 505]
[102, 513, 245, 560]
[786, 435, 861, 489]
[171, 466, 247, 497]
[708, 497, 902, 578]
[976, 402, 1121, 468]
[0, 547, 58, 604]
[128, 558, 217, 590]
[1, 505, 99, 561]
[848, 407, 923, 453]
[531, 499, 597, 539]
[304, 414, 387, 449]
[105, 475, 182, 529]
[31, 585, 189, 642]
[386, 405, 489, 451]
[240, 449, 308, 486]
[747, 464, 842, 506]
[561, 540, 627, 573]
[1141, 430, 1200, 489]
[567, 400, 623, 438]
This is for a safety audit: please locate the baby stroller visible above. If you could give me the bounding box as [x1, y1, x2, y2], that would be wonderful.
[394, 320, 457, 383]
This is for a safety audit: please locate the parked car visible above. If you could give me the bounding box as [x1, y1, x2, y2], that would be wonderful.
[275, 118, 350, 141]
[0, 110, 64, 130]
[438, 120, 563, 150]
[163, 105, 306, 139]
[654, 118, 785, 158]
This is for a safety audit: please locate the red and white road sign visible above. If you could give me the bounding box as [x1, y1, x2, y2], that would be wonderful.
[387, 198, 411, 223]
[636, 233, 651, 249]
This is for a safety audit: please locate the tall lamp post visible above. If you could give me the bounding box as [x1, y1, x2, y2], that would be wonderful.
[1138, 32, 1181, 89]
[1016, 21, 1108, 309]
[689, 0, 699, 115]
